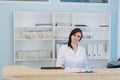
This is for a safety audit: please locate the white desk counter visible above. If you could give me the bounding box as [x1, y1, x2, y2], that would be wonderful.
[2, 65, 120, 80]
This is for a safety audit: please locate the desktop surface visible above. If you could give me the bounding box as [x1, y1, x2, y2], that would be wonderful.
[2, 65, 120, 80]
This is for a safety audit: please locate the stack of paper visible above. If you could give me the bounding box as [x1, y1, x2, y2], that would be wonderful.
[64, 67, 96, 73]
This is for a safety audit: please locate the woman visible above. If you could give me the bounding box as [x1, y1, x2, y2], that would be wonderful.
[56, 28, 88, 69]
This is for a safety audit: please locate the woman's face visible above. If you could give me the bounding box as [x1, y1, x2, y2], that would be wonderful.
[71, 32, 81, 44]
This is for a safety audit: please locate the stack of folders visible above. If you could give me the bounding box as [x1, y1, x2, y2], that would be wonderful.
[18, 30, 52, 39]
[56, 23, 72, 26]
[16, 50, 52, 60]
[87, 44, 105, 59]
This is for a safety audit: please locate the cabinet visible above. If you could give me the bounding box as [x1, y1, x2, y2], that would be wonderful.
[14, 11, 110, 68]
[14, 12, 54, 68]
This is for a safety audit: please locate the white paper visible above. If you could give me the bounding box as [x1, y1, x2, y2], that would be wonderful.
[64, 67, 96, 73]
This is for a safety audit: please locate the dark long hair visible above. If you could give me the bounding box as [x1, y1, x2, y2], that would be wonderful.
[68, 28, 83, 49]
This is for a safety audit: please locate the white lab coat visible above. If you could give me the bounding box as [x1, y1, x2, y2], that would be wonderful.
[56, 45, 88, 68]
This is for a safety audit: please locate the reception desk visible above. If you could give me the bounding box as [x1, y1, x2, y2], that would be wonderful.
[2, 65, 120, 80]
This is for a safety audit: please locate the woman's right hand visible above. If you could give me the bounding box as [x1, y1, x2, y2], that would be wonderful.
[60, 66, 65, 69]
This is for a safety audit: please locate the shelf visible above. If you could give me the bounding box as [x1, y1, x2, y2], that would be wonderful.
[14, 11, 110, 68]
[15, 27, 53, 40]
[15, 39, 53, 41]
[55, 13, 72, 27]
[14, 11, 53, 28]
[15, 59, 54, 62]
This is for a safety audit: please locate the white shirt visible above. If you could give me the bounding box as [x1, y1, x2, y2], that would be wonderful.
[56, 45, 88, 68]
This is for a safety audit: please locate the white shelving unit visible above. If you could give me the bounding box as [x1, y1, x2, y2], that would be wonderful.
[0, 0, 50, 2]
[14, 11, 110, 68]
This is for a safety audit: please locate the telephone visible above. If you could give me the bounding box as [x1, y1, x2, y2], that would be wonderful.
[107, 58, 120, 68]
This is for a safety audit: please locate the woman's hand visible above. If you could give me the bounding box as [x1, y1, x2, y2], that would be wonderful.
[60, 66, 65, 69]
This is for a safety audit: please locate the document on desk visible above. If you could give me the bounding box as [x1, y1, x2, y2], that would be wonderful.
[64, 67, 96, 73]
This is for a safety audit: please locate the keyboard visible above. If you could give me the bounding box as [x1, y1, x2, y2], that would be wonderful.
[41, 67, 61, 69]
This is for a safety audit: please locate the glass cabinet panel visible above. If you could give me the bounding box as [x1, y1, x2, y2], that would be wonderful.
[0, 0, 49, 2]
[60, 0, 108, 3]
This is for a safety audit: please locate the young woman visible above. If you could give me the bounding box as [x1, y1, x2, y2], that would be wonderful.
[56, 28, 88, 69]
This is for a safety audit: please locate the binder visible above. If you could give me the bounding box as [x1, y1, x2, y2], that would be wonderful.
[98, 44, 105, 59]
[56, 44, 61, 58]
[93, 44, 98, 59]
[87, 44, 93, 59]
